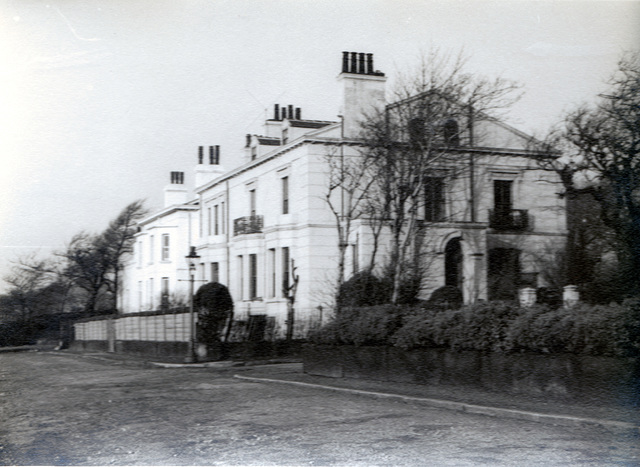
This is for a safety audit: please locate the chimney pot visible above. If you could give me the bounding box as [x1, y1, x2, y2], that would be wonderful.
[274, 104, 280, 120]
[246, 134, 251, 147]
[358, 53, 365, 74]
[281, 107, 287, 120]
[198, 146, 203, 164]
[295, 107, 301, 120]
[366, 53, 374, 74]
[350, 52, 358, 73]
[215, 145, 220, 164]
[342, 51, 349, 73]
[288, 105, 294, 120]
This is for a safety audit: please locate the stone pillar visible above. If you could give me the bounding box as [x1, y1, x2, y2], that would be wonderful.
[563, 285, 580, 308]
[519, 287, 537, 307]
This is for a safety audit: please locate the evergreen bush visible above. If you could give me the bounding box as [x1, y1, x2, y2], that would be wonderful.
[309, 304, 405, 346]
[313, 299, 640, 357]
[337, 271, 388, 309]
[194, 282, 234, 346]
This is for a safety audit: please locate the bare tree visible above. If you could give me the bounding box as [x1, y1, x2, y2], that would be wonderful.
[3, 254, 73, 319]
[324, 146, 376, 289]
[56, 200, 147, 315]
[101, 200, 148, 309]
[358, 50, 521, 304]
[537, 51, 640, 298]
[59, 232, 112, 315]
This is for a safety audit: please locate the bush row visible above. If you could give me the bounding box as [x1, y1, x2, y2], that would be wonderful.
[310, 299, 640, 357]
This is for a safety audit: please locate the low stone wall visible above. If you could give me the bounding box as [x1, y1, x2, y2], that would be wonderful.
[303, 345, 640, 407]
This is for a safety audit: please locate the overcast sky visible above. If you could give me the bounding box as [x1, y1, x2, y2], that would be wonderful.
[1, 0, 639, 293]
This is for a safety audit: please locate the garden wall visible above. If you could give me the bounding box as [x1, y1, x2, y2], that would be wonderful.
[303, 345, 640, 407]
[70, 312, 305, 361]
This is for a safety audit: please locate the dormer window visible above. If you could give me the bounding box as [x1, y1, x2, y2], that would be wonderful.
[251, 146, 257, 161]
[282, 128, 289, 145]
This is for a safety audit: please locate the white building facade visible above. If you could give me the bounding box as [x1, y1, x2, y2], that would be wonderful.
[119, 52, 567, 338]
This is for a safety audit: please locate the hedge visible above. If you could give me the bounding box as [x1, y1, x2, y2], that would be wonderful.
[310, 299, 640, 357]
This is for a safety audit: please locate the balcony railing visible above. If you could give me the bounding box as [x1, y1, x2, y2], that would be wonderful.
[489, 209, 528, 231]
[233, 215, 264, 236]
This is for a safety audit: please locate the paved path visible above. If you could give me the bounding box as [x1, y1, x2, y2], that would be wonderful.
[1, 352, 638, 465]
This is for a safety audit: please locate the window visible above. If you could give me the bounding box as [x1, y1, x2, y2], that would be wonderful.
[268, 248, 276, 298]
[211, 262, 219, 283]
[207, 207, 212, 236]
[488, 248, 521, 301]
[161, 234, 170, 261]
[221, 202, 225, 234]
[249, 254, 258, 299]
[494, 180, 513, 213]
[149, 235, 154, 263]
[137, 241, 143, 267]
[148, 278, 154, 310]
[237, 256, 244, 300]
[425, 177, 445, 222]
[282, 247, 290, 296]
[161, 277, 169, 310]
[249, 189, 256, 216]
[214, 205, 219, 235]
[408, 116, 426, 146]
[443, 119, 460, 146]
[137, 281, 143, 311]
[282, 176, 289, 214]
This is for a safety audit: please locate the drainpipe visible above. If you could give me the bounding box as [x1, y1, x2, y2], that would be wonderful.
[468, 105, 476, 223]
[224, 179, 233, 342]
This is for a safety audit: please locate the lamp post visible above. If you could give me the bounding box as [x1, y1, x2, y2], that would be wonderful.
[185, 246, 200, 363]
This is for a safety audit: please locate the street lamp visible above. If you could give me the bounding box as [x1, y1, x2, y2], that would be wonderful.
[185, 246, 200, 363]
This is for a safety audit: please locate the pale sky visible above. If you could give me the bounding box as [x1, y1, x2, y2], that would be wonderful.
[1, 0, 639, 293]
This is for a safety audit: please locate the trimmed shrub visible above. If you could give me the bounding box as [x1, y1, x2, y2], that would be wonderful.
[392, 301, 520, 352]
[194, 282, 233, 346]
[309, 304, 406, 346]
[313, 299, 640, 357]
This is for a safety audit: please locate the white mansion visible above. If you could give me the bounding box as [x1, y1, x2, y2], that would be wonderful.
[119, 52, 567, 337]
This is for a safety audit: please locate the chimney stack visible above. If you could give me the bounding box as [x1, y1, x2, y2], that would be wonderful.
[165, 171, 188, 207]
[338, 51, 387, 138]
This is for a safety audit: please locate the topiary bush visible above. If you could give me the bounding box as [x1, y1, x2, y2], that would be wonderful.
[194, 282, 234, 346]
